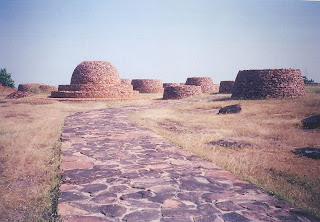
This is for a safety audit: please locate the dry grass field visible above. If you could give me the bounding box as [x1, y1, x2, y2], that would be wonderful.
[0, 89, 161, 221]
[0, 85, 319, 220]
[130, 85, 320, 218]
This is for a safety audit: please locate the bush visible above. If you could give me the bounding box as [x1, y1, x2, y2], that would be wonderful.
[303, 76, 315, 84]
[0, 68, 15, 88]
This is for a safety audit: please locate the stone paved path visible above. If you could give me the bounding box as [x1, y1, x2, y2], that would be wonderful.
[58, 106, 310, 222]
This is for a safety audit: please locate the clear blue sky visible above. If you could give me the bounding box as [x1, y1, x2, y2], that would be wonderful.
[0, 0, 319, 87]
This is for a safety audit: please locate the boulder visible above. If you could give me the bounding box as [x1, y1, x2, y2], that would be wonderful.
[293, 148, 320, 159]
[302, 114, 320, 129]
[218, 104, 242, 114]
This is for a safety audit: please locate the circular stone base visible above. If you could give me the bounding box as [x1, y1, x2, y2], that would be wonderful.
[185, 77, 215, 93]
[231, 69, 306, 99]
[131, 79, 164, 93]
[163, 85, 202, 100]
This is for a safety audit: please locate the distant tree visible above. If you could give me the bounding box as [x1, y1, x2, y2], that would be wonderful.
[302, 76, 314, 84]
[0, 68, 15, 88]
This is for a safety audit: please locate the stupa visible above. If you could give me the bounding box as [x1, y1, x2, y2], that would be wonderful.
[51, 61, 138, 99]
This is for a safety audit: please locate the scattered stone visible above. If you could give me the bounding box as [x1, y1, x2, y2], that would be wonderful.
[218, 104, 242, 114]
[231, 69, 306, 99]
[185, 77, 218, 93]
[219, 81, 235, 94]
[302, 114, 320, 129]
[131, 79, 164, 93]
[293, 147, 320, 159]
[5, 91, 32, 99]
[209, 139, 251, 148]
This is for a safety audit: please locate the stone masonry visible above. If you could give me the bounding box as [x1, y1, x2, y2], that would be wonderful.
[131, 79, 164, 93]
[121, 79, 132, 86]
[231, 69, 306, 99]
[18, 83, 57, 92]
[163, 83, 183, 88]
[163, 85, 202, 100]
[185, 77, 216, 93]
[219, 81, 235, 94]
[51, 61, 138, 99]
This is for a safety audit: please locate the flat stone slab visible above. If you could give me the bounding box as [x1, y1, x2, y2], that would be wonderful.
[58, 105, 310, 221]
[293, 147, 320, 159]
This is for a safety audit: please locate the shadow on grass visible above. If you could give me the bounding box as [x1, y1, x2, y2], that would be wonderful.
[210, 96, 233, 102]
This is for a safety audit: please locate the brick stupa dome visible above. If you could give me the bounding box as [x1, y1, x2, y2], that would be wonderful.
[70, 61, 120, 85]
[51, 61, 138, 99]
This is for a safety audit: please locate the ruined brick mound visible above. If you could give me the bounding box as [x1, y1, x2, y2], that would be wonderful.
[0, 84, 17, 96]
[185, 77, 216, 93]
[18, 83, 57, 93]
[39, 84, 58, 92]
[231, 69, 306, 99]
[121, 79, 132, 86]
[18, 83, 41, 92]
[131, 79, 164, 93]
[51, 61, 138, 99]
[219, 81, 235, 94]
[163, 85, 202, 100]
[6, 91, 32, 99]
